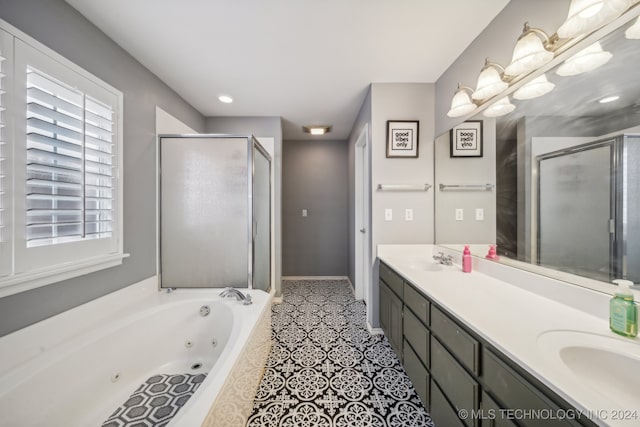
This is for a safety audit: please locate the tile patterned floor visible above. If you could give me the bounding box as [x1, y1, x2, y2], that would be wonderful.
[247, 279, 435, 427]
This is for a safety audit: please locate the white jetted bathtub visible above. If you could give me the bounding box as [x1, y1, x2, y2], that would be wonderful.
[0, 277, 272, 427]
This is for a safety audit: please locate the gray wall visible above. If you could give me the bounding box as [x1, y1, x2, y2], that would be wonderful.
[205, 116, 284, 296]
[434, 118, 497, 244]
[282, 139, 348, 276]
[370, 83, 436, 251]
[434, 0, 570, 136]
[369, 83, 436, 327]
[0, 0, 206, 336]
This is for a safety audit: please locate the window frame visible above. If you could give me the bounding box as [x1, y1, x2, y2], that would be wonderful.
[0, 19, 127, 298]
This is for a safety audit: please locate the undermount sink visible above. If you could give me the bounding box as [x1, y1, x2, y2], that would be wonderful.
[537, 330, 640, 409]
[406, 260, 443, 272]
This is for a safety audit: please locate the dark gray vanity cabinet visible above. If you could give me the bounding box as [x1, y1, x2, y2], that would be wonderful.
[379, 262, 403, 355]
[377, 261, 597, 427]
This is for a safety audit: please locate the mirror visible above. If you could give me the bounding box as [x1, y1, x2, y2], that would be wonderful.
[435, 12, 640, 291]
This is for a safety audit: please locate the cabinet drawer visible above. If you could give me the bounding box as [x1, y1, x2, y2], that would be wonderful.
[430, 379, 465, 427]
[431, 337, 479, 427]
[403, 339, 429, 409]
[431, 306, 480, 375]
[481, 391, 517, 427]
[403, 308, 429, 368]
[404, 282, 430, 324]
[482, 349, 581, 427]
[379, 262, 403, 297]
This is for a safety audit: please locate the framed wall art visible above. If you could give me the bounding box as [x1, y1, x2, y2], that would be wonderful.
[386, 120, 419, 158]
[450, 120, 483, 158]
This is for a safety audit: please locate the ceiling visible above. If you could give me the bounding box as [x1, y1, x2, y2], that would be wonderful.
[66, 0, 509, 140]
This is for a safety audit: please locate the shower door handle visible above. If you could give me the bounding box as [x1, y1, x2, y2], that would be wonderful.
[360, 228, 366, 233]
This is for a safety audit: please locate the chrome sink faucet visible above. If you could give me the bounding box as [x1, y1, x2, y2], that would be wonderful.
[433, 252, 453, 266]
[219, 287, 252, 305]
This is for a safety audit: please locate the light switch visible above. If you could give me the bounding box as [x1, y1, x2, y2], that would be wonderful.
[385, 209, 393, 221]
[455, 208, 464, 221]
[405, 209, 413, 221]
[475, 208, 484, 221]
[302, 209, 308, 217]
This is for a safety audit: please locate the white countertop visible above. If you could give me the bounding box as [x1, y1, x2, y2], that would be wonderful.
[378, 244, 640, 427]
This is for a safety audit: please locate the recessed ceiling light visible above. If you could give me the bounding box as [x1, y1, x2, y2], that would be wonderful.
[218, 94, 233, 104]
[599, 95, 619, 104]
[302, 125, 332, 135]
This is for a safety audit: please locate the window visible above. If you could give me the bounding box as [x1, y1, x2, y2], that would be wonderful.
[0, 22, 125, 297]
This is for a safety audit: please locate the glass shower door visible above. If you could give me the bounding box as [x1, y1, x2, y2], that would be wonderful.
[252, 141, 271, 292]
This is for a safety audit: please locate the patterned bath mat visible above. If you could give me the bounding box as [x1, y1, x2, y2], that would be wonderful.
[102, 373, 206, 427]
[247, 279, 435, 427]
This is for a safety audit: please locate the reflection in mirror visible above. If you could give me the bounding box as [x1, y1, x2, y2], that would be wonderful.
[439, 14, 640, 288]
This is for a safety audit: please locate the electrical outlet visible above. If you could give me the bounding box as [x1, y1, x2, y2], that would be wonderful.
[405, 209, 413, 221]
[302, 209, 308, 217]
[385, 209, 393, 221]
[455, 208, 464, 221]
[475, 208, 484, 221]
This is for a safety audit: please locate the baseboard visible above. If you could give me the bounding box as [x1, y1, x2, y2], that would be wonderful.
[367, 322, 384, 335]
[272, 296, 283, 304]
[282, 276, 350, 281]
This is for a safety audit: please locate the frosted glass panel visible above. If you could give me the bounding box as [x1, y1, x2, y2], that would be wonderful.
[161, 137, 248, 287]
[538, 144, 612, 281]
[253, 144, 271, 292]
[625, 136, 640, 283]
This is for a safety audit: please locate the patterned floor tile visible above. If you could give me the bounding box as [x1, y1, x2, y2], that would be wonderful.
[247, 279, 434, 427]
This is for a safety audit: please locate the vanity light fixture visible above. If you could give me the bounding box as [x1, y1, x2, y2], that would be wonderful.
[218, 94, 233, 104]
[625, 16, 640, 39]
[302, 125, 332, 135]
[599, 95, 620, 103]
[556, 41, 612, 76]
[472, 59, 509, 100]
[446, 84, 478, 118]
[483, 96, 516, 117]
[504, 23, 555, 77]
[513, 73, 556, 100]
[557, 0, 631, 39]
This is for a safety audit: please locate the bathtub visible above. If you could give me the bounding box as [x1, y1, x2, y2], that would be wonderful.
[0, 277, 272, 427]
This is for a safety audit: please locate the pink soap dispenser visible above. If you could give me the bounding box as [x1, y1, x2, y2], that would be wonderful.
[486, 244, 499, 260]
[462, 245, 472, 273]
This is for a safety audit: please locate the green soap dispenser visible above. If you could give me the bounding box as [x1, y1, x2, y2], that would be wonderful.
[610, 279, 638, 338]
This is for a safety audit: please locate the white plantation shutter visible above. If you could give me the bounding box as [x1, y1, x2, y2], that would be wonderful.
[0, 29, 11, 278]
[0, 31, 124, 295]
[25, 69, 115, 247]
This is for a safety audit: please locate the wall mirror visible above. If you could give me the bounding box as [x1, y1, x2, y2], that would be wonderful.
[436, 9, 640, 293]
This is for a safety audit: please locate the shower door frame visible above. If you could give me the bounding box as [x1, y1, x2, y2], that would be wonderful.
[157, 134, 272, 291]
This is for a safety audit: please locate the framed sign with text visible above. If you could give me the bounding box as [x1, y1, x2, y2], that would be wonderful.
[450, 120, 483, 158]
[386, 120, 419, 158]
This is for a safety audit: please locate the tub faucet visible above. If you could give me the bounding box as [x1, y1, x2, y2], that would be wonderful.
[219, 287, 252, 305]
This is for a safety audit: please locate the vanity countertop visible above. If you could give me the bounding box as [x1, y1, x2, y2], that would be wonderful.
[378, 244, 640, 427]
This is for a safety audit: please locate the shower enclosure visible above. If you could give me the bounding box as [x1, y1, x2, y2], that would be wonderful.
[158, 135, 271, 291]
